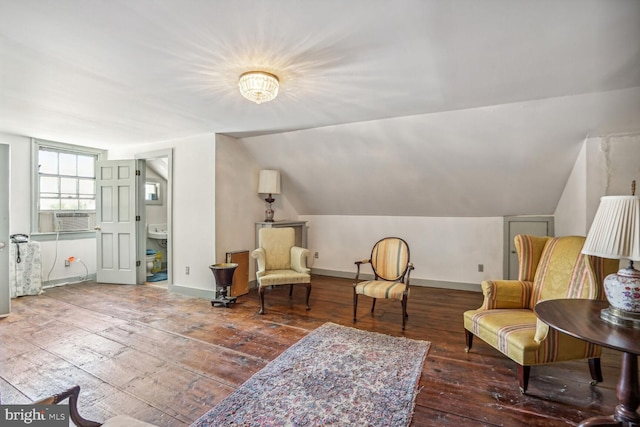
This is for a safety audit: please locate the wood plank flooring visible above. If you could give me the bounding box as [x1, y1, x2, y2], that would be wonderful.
[0, 276, 624, 426]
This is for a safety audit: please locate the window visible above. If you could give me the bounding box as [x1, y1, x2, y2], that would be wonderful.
[32, 139, 105, 234]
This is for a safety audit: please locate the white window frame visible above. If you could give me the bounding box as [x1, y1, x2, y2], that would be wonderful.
[31, 139, 106, 238]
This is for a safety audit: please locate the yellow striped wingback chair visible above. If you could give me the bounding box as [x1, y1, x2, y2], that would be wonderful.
[463, 234, 618, 393]
[353, 237, 414, 330]
[251, 227, 311, 315]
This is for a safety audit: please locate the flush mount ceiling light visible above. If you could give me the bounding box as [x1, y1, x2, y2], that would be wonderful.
[238, 71, 279, 104]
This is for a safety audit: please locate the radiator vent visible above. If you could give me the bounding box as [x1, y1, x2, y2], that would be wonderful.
[53, 212, 91, 232]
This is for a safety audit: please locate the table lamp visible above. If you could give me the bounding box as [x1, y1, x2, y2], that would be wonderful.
[258, 170, 281, 222]
[582, 181, 640, 327]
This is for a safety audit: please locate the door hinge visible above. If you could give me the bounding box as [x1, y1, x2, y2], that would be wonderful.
[136, 215, 141, 221]
[136, 169, 141, 176]
[136, 260, 141, 267]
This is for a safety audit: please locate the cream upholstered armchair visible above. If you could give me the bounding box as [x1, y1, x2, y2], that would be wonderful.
[251, 227, 311, 315]
[354, 237, 414, 330]
[463, 235, 618, 393]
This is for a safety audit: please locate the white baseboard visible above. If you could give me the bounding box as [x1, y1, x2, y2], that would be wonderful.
[43, 273, 97, 288]
[310, 268, 481, 292]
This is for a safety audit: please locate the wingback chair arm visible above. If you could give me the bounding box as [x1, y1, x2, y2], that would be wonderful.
[291, 246, 310, 273]
[251, 248, 266, 277]
[478, 280, 534, 310]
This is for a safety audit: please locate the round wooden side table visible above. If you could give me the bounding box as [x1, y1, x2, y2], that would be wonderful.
[535, 299, 640, 427]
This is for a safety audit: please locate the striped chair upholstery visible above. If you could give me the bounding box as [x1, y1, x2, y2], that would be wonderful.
[463, 234, 618, 393]
[353, 237, 414, 330]
[251, 228, 311, 315]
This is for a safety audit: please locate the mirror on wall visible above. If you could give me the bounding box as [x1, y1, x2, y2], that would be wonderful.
[145, 180, 162, 205]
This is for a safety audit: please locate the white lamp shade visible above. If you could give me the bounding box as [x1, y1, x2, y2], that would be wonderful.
[582, 195, 640, 261]
[258, 170, 281, 194]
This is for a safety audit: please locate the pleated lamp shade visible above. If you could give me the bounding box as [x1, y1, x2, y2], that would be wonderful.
[582, 195, 640, 261]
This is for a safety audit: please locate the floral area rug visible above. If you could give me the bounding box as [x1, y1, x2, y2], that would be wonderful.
[191, 322, 430, 427]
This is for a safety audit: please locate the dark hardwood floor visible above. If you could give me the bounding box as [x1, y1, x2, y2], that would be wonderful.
[0, 276, 623, 426]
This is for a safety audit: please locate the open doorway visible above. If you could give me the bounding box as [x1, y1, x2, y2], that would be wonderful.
[136, 149, 173, 288]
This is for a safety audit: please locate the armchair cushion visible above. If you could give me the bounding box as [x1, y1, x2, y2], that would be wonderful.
[355, 280, 407, 300]
[464, 308, 600, 366]
[257, 269, 311, 287]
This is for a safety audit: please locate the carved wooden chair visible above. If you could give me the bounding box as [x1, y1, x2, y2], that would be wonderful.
[353, 237, 414, 330]
[251, 227, 311, 315]
[463, 234, 618, 393]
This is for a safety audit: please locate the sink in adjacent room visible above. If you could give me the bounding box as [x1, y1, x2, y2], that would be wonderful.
[147, 223, 167, 240]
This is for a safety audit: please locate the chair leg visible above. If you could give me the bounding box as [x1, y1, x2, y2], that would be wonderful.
[464, 329, 473, 352]
[258, 287, 265, 315]
[401, 297, 407, 330]
[588, 357, 603, 385]
[289, 284, 293, 297]
[371, 298, 376, 313]
[353, 292, 358, 322]
[517, 364, 531, 394]
[305, 283, 311, 311]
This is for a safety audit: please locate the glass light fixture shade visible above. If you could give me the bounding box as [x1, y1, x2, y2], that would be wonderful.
[238, 71, 279, 104]
[583, 195, 640, 322]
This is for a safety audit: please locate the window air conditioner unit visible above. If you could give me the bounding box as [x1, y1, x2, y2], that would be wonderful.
[54, 212, 91, 232]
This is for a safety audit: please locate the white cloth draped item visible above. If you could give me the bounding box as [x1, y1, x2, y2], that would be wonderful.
[9, 241, 43, 298]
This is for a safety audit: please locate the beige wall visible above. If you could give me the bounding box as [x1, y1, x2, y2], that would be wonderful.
[555, 132, 640, 236]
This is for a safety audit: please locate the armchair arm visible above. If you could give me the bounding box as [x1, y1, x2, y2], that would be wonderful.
[290, 246, 310, 273]
[251, 248, 266, 278]
[405, 262, 414, 286]
[354, 259, 371, 282]
[478, 280, 534, 310]
[34, 385, 100, 427]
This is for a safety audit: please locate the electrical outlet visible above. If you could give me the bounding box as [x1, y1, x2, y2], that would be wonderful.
[478, 264, 484, 272]
[185, 266, 190, 275]
[314, 252, 319, 259]
[65, 259, 70, 267]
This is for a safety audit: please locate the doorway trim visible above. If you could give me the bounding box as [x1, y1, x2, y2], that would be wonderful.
[136, 148, 173, 288]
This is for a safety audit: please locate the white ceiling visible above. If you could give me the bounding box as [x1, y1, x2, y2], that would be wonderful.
[1, 0, 639, 217]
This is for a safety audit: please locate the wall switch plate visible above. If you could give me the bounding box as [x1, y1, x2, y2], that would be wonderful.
[65, 259, 70, 267]
[478, 264, 484, 272]
[314, 252, 319, 259]
[185, 266, 190, 275]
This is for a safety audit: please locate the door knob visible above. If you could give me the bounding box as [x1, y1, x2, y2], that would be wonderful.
[94, 226, 101, 231]
[0, 242, 5, 249]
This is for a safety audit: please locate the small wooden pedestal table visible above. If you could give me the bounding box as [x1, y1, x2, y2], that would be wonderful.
[534, 299, 640, 427]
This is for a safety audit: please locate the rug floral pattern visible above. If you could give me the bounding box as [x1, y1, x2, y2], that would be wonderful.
[191, 322, 430, 427]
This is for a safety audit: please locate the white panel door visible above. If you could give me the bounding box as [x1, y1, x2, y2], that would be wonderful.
[0, 144, 10, 316]
[96, 160, 144, 284]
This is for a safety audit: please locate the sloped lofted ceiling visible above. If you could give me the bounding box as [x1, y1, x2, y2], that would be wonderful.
[1, 0, 639, 217]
